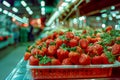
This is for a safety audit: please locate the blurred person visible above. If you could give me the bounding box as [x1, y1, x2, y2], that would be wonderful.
[28, 23, 34, 41]
[11, 22, 20, 46]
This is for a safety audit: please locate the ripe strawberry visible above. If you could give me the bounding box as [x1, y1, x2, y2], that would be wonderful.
[51, 58, 61, 65]
[92, 56, 102, 64]
[112, 43, 120, 55]
[101, 53, 109, 64]
[66, 32, 74, 39]
[105, 26, 112, 32]
[90, 38, 98, 43]
[24, 52, 31, 60]
[41, 47, 48, 54]
[93, 44, 103, 55]
[29, 56, 39, 65]
[56, 38, 63, 48]
[57, 48, 69, 61]
[69, 39, 78, 47]
[76, 46, 83, 53]
[47, 45, 57, 56]
[62, 58, 72, 65]
[118, 56, 120, 62]
[46, 39, 54, 47]
[79, 39, 89, 49]
[69, 51, 80, 64]
[79, 54, 91, 65]
[74, 36, 80, 41]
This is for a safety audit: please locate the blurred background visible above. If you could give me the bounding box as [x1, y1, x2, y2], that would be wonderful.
[0, 0, 120, 80]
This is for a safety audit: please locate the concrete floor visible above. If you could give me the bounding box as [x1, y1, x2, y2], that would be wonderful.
[0, 42, 33, 80]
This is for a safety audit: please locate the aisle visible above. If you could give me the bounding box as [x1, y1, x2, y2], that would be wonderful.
[0, 42, 33, 80]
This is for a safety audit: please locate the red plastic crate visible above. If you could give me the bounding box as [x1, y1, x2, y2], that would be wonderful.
[27, 63, 120, 79]
[30, 68, 112, 79]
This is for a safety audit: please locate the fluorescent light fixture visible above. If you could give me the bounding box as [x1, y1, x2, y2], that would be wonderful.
[26, 7, 30, 11]
[29, 11, 33, 15]
[96, 17, 101, 21]
[3, 1, 10, 7]
[3, 10, 8, 14]
[109, 16, 112, 20]
[72, 0, 76, 3]
[41, 11, 45, 15]
[102, 24, 105, 28]
[111, 11, 119, 14]
[111, 13, 116, 17]
[100, 9, 106, 13]
[58, 6, 64, 11]
[41, 1, 45, 6]
[0, 8, 2, 12]
[8, 12, 13, 16]
[73, 18, 77, 24]
[41, 7, 45, 11]
[101, 13, 107, 18]
[61, 2, 68, 7]
[21, 1, 27, 7]
[12, 7, 18, 13]
[111, 6, 115, 10]
[65, 0, 71, 2]
[116, 15, 120, 19]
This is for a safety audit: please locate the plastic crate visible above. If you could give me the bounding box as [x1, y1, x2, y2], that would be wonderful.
[27, 61, 120, 79]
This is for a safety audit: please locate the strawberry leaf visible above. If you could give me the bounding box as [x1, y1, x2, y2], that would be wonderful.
[39, 55, 51, 64]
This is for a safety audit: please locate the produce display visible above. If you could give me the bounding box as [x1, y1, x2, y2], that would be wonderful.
[24, 26, 120, 65]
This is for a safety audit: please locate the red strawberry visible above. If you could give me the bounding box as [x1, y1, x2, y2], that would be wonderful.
[47, 45, 57, 56]
[105, 26, 112, 32]
[112, 43, 120, 55]
[93, 44, 103, 55]
[62, 58, 72, 65]
[79, 39, 89, 49]
[51, 58, 61, 65]
[69, 39, 78, 47]
[118, 56, 120, 62]
[57, 48, 69, 61]
[66, 32, 74, 39]
[41, 47, 48, 54]
[46, 39, 54, 46]
[79, 53, 91, 65]
[69, 51, 80, 64]
[101, 53, 109, 64]
[74, 36, 80, 41]
[24, 52, 31, 60]
[29, 56, 39, 65]
[56, 38, 63, 48]
[76, 46, 83, 53]
[92, 56, 102, 64]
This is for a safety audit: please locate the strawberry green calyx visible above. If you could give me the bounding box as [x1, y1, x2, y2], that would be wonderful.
[39, 55, 51, 64]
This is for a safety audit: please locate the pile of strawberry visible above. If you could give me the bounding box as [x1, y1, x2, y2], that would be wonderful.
[24, 26, 120, 66]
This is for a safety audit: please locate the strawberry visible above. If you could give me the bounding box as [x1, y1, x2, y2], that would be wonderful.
[24, 52, 31, 60]
[62, 58, 72, 65]
[93, 44, 103, 55]
[29, 56, 39, 65]
[79, 53, 91, 65]
[74, 36, 80, 41]
[57, 48, 69, 61]
[47, 45, 57, 56]
[112, 43, 120, 55]
[51, 58, 61, 65]
[76, 46, 83, 53]
[56, 38, 63, 48]
[101, 53, 109, 64]
[79, 39, 89, 49]
[46, 39, 54, 47]
[69, 51, 80, 64]
[118, 56, 120, 62]
[105, 26, 112, 32]
[69, 39, 78, 47]
[92, 56, 102, 64]
[66, 32, 74, 39]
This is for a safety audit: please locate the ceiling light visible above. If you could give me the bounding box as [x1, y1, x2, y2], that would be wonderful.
[111, 6, 115, 10]
[102, 24, 105, 28]
[0, 8, 2, 12]
[41, 7, 45, 11]
[116, 15, 120, 19]
[8, 12, 13, 16]
[61, 2, 68, 7]
[12, 7, 18, 13]
[65, 0, 71, 2]
[41, 1, 45, 6]
[3, 1, 10, 7]
[3, 10, 8, 14]
[29, 11, 33, 15]
[100, 9, 106, 13]
[21, 1, 27, 7]
[101, 13, 107, 18]
[109, 16, 113, 20]
[26, 7, 31, 12]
